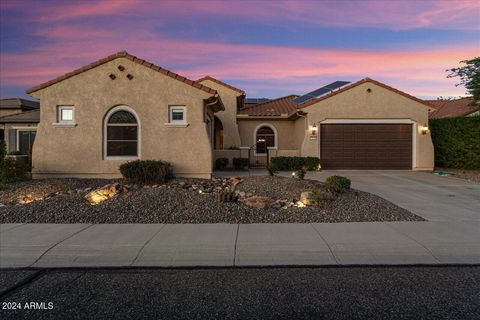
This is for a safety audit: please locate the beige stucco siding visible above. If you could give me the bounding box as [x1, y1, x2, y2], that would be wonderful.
[197, 79, 242, 148]
[299, 82, 434, 170]
[30, 57, 214, 178]
[237, 119, 298, 150]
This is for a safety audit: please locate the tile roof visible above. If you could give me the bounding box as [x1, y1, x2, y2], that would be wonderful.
[297, 77, 432, 109]
[0, 98, 39, 110]
[426, 97, 479, 118]
[0, 109, 40, 123]
[196, 76, 245, 94]
[26, 51, 217, 95]
[238, 95, 299, 117]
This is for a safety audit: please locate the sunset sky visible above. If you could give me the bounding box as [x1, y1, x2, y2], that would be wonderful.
[0, 0, 479, 99]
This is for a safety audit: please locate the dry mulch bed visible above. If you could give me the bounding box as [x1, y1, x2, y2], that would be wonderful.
[0, 176, 424, 224]
[435, 167, 480, 183]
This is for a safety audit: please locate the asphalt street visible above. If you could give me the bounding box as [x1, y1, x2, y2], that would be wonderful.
[1, 267, 479, 320]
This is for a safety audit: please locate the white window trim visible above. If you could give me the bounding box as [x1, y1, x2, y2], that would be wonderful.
[318, 119, 417, 168]
[103, 105, 140, 160]
[13, 127, 37, 153]
[54, 106, 76, 126]
[166, 106, 188, 127]
[253, 123, 278, 155]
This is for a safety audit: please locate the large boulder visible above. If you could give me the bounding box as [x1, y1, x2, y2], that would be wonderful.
[300, 191, 316, 206]
[85, 183, 121, 205]
[242, 196, 272, 209]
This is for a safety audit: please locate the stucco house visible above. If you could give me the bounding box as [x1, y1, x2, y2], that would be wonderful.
[0, 98, 39, 154]
[26, 51, 434, 178]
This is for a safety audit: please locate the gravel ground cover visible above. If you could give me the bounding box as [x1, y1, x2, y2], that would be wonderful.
[0, 176, 424, 223]
[435, 167, 480, 183]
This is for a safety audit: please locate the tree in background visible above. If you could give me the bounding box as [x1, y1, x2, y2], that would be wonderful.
[447, 57, 480, 106]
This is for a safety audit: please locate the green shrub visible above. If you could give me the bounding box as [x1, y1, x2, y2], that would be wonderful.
[215, 157, 229, 170]
[266, 163, 279, 176]
[325, 175, 351, 194]
[0, 158, 30, 185]
[430, 116, 480, 169]
[119, 160, 174, 184]
[294, 168, 306, 180]
[233, 157, 249, 170]
[271, 157, 320, 171]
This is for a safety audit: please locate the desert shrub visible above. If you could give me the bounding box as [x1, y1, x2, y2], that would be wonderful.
[325, 175, 351, 194]
[271, 157, 320, 171]
[266, 163, 279, 176]
[215, 157, 229, 170]
[294, 168, 306, 180]
[430, 116, 480, 169]
[119, 160, 174, 184]
[0, 158, 30, 185]
[233, 157, 249, 170]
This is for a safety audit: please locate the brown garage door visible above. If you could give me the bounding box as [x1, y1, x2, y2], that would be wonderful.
[320, 124, 412, 169]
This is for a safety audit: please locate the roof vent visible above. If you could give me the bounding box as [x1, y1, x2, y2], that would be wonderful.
[118, 65, 125, 71]
[126, 74, 134, 80]
[109, 74, 116, 80]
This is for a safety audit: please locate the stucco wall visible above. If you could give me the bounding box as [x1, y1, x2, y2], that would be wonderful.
[299, 82, 434, 170]
[197, 79, 242, 148]
[29, 57, 214, 178]
[237, 119, 298, 150]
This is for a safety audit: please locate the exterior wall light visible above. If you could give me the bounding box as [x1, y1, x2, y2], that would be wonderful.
[421, 124, 429, 135]
[311, 123, 317, 136]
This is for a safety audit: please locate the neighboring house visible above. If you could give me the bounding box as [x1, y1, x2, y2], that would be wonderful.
[0, 98, 40, 154]
[426, 97, 480, 119]
[26, 51, 434, 178]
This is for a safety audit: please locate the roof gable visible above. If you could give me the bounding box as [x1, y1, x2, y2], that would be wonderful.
[26, 51, 217, 95]
[298, 78, 432, 109]
[196, 76, 245, 95]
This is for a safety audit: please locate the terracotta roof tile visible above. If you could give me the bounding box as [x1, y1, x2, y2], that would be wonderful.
[297, 77, 432, 109]
[196, 76, 245, 95]
[238, 95, 299, 117]
[26, 51, 217, 95]
[426, 97, 479, 118]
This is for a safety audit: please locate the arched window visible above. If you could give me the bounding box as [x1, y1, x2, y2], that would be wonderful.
[255, 125, 276, 153]
[105, 107, 138, 157]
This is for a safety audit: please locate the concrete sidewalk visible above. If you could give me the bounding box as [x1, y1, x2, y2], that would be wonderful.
[1, 222, 479, 268]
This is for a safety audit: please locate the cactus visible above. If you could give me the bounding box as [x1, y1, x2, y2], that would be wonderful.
[217, 191, 237, 202]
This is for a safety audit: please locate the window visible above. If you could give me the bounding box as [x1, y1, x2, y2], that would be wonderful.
[169, 106, 186, 124]
[255, 125, 276, 153]
[105, 109, 138, 157]
[57, 106, 75, 124]
[17, 130, 36, 155]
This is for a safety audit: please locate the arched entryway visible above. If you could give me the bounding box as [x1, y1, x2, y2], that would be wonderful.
[214, 116, 223, 150]
[254, 124, 277, 154]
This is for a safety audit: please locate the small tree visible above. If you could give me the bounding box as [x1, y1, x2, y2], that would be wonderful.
[447, 57, 480, 106]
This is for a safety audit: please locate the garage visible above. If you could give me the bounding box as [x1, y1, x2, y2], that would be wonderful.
[320, 123, 413, 169]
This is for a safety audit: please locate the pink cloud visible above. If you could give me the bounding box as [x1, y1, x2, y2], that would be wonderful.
[4, 0, 479, 30]
[1, 30, 475, 98]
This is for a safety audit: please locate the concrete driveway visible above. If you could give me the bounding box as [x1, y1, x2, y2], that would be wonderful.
[302, 170, 480, 222]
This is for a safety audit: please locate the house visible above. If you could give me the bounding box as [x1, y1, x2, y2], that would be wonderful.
[0, 98, 40, 154]
[426, 97, 479, 119]
[26, 51, 434, 178]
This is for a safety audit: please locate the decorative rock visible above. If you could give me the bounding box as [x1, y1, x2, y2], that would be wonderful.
[85, 183, 122, 205]
[300, 191, 316, 206]
[229, 177, 243, 186]
[242, 196, 272, 209]
[179, 181, 186, 188]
